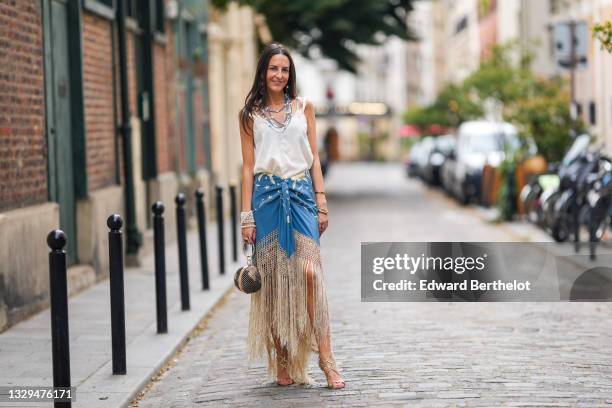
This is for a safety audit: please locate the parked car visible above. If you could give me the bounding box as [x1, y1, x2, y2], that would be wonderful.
[423, 135, 456, 186]
[415, 137, 435, 180]
[406, 142, 423, 178]
[441, 142, 458, 196]
[453, 121, 520, 204]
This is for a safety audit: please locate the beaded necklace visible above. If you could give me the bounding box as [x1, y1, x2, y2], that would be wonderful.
[261, 95, 292, 133]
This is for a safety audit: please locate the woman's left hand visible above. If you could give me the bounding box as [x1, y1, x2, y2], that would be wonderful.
[316, 197, 328, 236]
[318, 212, 328, 236]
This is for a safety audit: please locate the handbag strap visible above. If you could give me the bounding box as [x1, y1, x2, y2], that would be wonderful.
[243, 242, 254, 266]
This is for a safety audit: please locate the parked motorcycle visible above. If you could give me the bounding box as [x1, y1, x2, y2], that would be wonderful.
[551, 151, 612, 244]
[518, 134, 592, 239]
[581, 158, 612, 258]
[550, 151, 605, 243]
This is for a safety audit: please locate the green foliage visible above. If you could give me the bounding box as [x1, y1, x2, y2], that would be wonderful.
[496, 154, 516, 221]
[463, 43, 535, 109]
[210, 0, 417, 73]
[593, 21, 612, 52]
[402, 83, 483, 131]
[403, 106, 448, 132]
[505, 78, 585, 162]
[434, 84, 483, 127]
[403, 42, 579, 161]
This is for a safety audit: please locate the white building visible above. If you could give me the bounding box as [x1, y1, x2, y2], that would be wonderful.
[405, 1, 437, 108]
[444, 0, 481, 84]
[548, 0, 612, 153]
[293, 35, 411, 161]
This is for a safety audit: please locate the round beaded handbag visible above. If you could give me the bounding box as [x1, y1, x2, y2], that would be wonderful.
[234, 243, 261, 294]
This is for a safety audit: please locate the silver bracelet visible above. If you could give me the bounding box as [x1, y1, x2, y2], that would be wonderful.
[241, 211, 255, 226]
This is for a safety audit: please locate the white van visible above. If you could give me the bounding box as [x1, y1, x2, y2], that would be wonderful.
[453, 120, 520, 204]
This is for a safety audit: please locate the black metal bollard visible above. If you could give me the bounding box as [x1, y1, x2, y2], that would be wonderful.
[152, 202, 168, 334]
[47, 230, 72, 408]
[107, 214, 126, 375]
[175, 193, 190, 311]
[195, 189, 210, 290]
[230, 183, 238, 262]
[216, 185, 225, 275]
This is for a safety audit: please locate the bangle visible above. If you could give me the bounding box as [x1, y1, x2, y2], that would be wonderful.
[314, 191, 326, 195]
[240, 211, 254, 225]
[317, 207, 329, 214]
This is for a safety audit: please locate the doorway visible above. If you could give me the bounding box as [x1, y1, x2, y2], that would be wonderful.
[43, 0, 77, 264]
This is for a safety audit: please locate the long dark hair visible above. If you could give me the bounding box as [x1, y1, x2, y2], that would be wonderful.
[240, 43, 297, 134]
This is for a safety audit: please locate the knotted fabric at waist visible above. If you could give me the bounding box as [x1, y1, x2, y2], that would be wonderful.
[252, 169, 318, 257]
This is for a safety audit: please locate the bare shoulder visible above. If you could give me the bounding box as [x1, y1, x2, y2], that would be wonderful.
[238, 108, 255, 136]
[303, 98, 315, 117]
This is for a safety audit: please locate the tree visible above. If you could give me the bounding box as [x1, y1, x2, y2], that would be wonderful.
[210, 0, 417, 73]
[403, 42, 582, 161]
[593, 21, 612, 53]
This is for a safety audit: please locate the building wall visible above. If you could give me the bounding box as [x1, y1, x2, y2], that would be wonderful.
[154, 41, 172, 174]
[194, 83, 205, 169]
[0, 0, 243, 331]
[550, 0, 612, 153]
[445, 0, 480, 84]
[126, 31, 138, 117]
[163, 24, 178, 174]
[479, 8, 498, 61]
[0, 0, 47, 212]
[601, 3, 612, 154]
[208, 3, 257, 186]
[432, 0, 448, 96]
[497, 0, 520, 44]
[406, 1, 436, 108]
[82, 12, 117, 190]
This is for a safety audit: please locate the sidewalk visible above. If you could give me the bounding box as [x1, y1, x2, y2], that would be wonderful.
[472, 205, 612, 271]
[424, 185, 612, 271]
[0, 220, 241, 407]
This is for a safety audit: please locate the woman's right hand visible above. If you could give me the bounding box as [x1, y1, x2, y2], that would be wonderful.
[242, 226, 256, 245]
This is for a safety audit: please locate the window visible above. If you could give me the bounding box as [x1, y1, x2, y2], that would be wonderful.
[83, 0, 115, 20]
[455, 16, 468, 35]
[95, 0, 113, 7]
[126, 0, 144, 24]
[549, 0, 569, 15]
[155, 0, 165, 33]
[589, 101, 596, 125]
[126, 0, 136, 19]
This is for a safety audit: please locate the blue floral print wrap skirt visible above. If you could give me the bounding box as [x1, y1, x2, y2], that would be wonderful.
[247, 170, 331, 385]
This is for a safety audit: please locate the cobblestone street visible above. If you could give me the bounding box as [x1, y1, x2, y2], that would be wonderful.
[132, 163, 612, 407]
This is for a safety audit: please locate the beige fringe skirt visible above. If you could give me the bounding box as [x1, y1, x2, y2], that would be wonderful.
[248, 170, 331, 384]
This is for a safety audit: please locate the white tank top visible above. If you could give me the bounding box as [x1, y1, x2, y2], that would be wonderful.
[252, 96, 314, 179]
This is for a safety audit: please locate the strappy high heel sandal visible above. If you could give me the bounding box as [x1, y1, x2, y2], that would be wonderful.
[276, 354, 294, 386]
[318, 355, 345, 389]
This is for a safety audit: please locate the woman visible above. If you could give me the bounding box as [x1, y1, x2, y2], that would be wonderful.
[239, 43, 345, 389]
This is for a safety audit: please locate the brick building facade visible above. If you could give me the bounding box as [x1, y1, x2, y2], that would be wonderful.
[0, 0, 257, 332]
[0, 1, 47, 212]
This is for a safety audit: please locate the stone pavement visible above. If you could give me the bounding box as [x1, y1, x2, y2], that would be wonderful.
[0, 217, 241, 408]
[133, 162, 612, 407]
